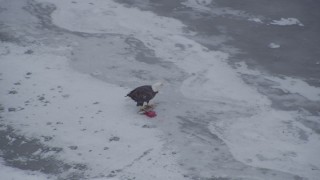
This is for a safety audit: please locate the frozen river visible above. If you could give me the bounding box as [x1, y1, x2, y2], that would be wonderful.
[0, 0, 319, 179]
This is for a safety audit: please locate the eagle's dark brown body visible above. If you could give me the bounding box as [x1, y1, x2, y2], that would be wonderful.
[126, 85, 158, 106]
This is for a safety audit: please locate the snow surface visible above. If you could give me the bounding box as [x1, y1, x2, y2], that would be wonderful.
[1, 0, 320, 179]
[248, 18, 263, 23]
[271, 18, 304, 26]
[0, 42, 185, 179]
[269, 43, 280, 49]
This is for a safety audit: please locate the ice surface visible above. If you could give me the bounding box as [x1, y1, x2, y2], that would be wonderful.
[181, 0, 213, 11]
[1, 0, 319, 179]
[41, 0, 269, 106]
[181, 0, 253, 19]
[236, 62, 320, 101]
[0, 159, 50, 180]
[209, 109, 320, 179]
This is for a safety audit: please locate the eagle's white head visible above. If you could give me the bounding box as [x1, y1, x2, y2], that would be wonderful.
[151, 82, 164, 92]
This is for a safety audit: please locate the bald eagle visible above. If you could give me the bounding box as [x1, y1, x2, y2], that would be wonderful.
[126, 82, 163, 109]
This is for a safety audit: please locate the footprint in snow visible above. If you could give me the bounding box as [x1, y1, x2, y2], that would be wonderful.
[109, 136, 120, 142]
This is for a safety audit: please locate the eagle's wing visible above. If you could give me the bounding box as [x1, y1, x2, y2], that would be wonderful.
[127, 86, 155, 102]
